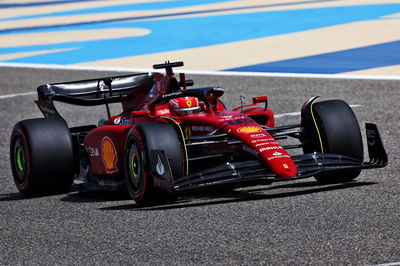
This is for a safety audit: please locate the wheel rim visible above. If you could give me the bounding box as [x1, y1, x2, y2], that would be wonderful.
[131, 153, 138, 178]
[13, 136, 28, 184]
[128, 141, 142, 191]
[16, 146, 24, 171]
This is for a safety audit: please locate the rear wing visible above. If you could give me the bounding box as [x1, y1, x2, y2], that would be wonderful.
[35, 72, 156, 119]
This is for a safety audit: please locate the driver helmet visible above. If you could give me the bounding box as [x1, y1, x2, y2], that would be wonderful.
[169, 96, 200, 116]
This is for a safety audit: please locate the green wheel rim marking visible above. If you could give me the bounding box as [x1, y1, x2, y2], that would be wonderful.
[16, 147, 24, 172]
[131, 153, 138, 177]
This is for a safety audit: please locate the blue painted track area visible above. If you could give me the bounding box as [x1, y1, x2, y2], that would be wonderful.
[228, 41, 400, 74]
[0, 0, 399, 76]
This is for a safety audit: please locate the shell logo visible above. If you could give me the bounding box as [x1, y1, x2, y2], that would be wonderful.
[101, 137, 118, 173]
[237, 126, 262, 134]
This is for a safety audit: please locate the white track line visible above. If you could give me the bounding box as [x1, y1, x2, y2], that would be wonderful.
[1, 62, 400, 80]
[367, 262, 400, 266]
[0, 91, 36, 99]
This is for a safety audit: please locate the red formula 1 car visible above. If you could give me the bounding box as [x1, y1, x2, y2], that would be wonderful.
[10, 62, 388, 205]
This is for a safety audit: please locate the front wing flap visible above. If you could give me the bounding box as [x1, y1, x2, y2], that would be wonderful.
[173, 123, 387, 192]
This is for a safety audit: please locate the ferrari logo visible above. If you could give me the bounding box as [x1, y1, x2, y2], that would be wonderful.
[283, 164, 289, 169]
[186, 101, 192, 107]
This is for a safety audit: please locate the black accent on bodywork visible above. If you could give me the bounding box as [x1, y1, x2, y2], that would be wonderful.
[173, 123, 387, 192]
[35, 73, 155, 119]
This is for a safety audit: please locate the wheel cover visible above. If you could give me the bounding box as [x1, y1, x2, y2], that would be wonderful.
[13, 137, 27, 184]
[131, 153, 139, 179]
[128, 141, 142, 191]
[16, 147, 24, 171]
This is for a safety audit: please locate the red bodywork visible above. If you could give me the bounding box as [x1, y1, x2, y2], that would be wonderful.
[83, 71, 297, 180]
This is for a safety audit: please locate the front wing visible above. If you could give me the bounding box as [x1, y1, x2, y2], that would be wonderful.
[170, 123, 387, 192]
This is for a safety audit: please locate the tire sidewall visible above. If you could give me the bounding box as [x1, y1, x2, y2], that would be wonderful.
[10, 125, 31, 193]
[302, 99, 363, 183]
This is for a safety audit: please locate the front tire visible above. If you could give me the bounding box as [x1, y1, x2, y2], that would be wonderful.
[124, 122, 183, 205]
[302, 99, 363, 184]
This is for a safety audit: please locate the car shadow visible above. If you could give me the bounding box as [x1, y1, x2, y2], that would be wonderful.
[0, 192, 27, 202]
[60, 190, 132, 203]
[98, 181, 377, 211]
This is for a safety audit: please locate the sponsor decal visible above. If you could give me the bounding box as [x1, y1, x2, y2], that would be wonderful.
[255, 141, 279, 146]
[101, 137, 118, 173]
[251, 138, 274, 143]
[255, 143, 269, 147]
[273, 151, 282, 156]
[156, 155, 165, 175]
[87, 146, 99, 157]
[164, 91, 182, 98]
[113, 117, 121, 125]
[237, 126, 262, 134]
[267, 155, 290, 161]
[184, 127, 192, 138]
[157, 109, 170, 115]
[192, 126, 214, 131]
[250, 133, 268, 138]
[259, 146, 282, 152]
[220, 115, 235, 121]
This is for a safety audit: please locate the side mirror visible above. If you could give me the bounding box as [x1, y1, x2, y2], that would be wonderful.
[252, 96, 268, 110]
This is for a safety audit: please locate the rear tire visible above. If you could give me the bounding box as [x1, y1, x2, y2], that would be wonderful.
[10, 118, 75, 196]
[302, 99, 363, 184]
[124, 122, 183, 205]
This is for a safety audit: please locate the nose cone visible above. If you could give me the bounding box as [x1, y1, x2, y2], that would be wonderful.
[268, 159, 297, 178]
[232, 126, 298, 178]
[216, 115, 298, 178]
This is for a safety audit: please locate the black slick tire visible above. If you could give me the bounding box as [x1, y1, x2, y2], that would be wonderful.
[302, 99, 363, 184]
[10, 118, 75, 196]
[124, 122, 183, 205]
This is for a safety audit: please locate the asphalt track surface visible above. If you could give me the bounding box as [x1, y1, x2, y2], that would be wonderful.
[0, 67, 399, 265]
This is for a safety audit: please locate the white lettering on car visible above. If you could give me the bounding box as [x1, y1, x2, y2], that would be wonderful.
[86, 146, 99, 157]
[267, 155, 290, 161]
[259, 146, 282, 152]
[250, 133, 267, 138]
